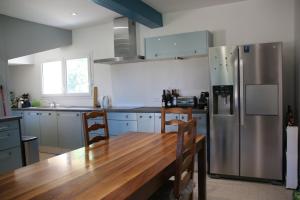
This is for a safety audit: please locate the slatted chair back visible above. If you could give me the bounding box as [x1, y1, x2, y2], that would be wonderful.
[82, 111, 109, 147]
[161, 107, 193, 133]
[174, 119, 197, 200]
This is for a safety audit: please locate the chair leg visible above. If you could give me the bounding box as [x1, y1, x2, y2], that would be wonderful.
[189, 191, 193, 200]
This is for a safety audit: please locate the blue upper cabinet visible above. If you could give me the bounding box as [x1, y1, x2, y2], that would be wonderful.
[145, 31, 213, 60]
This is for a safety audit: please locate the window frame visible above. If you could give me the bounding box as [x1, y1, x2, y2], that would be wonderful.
[41, 56, 92, 97]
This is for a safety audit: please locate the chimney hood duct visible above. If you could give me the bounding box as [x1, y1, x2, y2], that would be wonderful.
[94, 17, 144, 64]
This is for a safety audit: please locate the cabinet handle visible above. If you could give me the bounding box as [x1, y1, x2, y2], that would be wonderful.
[139, 116, 142, 118]
[155, 53, 158, 57]
[48, 113, 51, 116]
[57, 113, 60, 116]
[36, 113, 39, 116]
[149, 116, 152, 119]
[194, 50, 197, 54]
[0, 127, 9, 131]
[176, 116, 178, 119]
[126, 115, 128, 118]
[76, 114, 80, 117]
[126, 123, 129, 126]
[0, 152, 12, 160]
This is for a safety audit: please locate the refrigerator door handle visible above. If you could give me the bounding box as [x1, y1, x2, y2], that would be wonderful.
[240, 59, 244, 126]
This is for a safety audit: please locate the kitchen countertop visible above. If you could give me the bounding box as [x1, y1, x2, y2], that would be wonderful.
[0, 116, 22, 122]
[12, 106, 207, 114]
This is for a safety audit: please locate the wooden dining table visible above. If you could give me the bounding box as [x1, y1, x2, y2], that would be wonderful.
[0, 132, 206, 200]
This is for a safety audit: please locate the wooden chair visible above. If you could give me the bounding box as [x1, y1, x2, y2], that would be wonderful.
[161, 107, 193, 133]
[82, 111, 109, 147]
[149, 119, 197, 200]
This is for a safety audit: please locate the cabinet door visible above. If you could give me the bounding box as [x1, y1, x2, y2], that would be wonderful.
[57, 112, 83, 150]
[11, 111, 25, 135]
[39, 111, 58, 147]
[24, 111, 41, 139]
[154, 113, 162, 133]
[108, 120, 137, 136]
[193, 114, 207, 136]
[145, 31, 211, 59]
[137, 113, 155, 133]
[0, 147, 22, 174]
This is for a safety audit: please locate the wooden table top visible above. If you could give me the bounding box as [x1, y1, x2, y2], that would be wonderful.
[0, 132, 205, 200]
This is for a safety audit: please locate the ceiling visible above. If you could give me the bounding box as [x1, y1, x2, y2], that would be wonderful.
[0, 0, 246, 30]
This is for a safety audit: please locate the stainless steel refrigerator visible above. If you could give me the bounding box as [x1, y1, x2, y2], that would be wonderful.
[208, 42, 283, 181]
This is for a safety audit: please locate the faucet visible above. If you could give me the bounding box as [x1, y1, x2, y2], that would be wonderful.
[50, 101, 56, 108]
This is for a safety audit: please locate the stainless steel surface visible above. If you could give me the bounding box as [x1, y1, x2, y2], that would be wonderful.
[22, 136, 39, 166]
[209, 42, 283, 181]
[245, 84, 278, 115]
[209, 46, 240, 176]
[239, 43, 283, 180]
[94, 17, 145, 64]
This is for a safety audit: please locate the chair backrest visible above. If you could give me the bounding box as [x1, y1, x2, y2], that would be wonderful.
[82, 111, 109, 147]
[174, 119, 196, 199]
[161, 107, 193, 133]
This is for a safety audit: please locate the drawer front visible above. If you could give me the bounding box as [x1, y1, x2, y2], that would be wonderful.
[0, 129, 21, 150]
[0, 147, 22, 174]
[137, 113, 154, 120]
[179, 114, 189, 122]
[107, 112, 137, 121]
[0, 120, 19, 132]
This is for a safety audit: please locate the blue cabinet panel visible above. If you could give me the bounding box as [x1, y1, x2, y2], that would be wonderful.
[145, 31, 213, 60]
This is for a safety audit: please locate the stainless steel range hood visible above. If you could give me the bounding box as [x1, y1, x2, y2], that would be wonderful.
[94, 17, 145, 65]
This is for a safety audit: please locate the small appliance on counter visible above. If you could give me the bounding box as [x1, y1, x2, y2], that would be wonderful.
[177, 96, 198, 108]
[20, 93, 31, 108]
[198, 92, 209, 110]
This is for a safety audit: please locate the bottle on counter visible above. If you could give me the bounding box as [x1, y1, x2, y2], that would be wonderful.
[166, 90, 172, 107]
[162, 90, 166, 107]
[172, 89, 177, 107]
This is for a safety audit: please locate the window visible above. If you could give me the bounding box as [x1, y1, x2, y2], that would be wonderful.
[66, 58, 89, 94]
[42, 61, 63, 95]
[41, 57, 90, 96]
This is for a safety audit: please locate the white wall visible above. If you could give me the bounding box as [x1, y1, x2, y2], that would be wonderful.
[9, 0, 296, 108]
[9, 23, 114, 107]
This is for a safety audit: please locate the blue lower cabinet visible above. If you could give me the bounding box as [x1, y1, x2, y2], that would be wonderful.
[193, 114, 207, 136]
[0, 118, 23, 174]
[108, 120, 137, 136]
[0, 147, 22, 174]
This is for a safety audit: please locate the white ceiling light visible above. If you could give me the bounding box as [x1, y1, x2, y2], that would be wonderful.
[72, 12, 78, 16]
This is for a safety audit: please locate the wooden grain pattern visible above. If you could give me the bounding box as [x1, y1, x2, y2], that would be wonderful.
[0, 133, 205, 200]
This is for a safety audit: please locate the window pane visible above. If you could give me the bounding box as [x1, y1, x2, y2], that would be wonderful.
[42, 61, 63, 94]
[66, 58, 89, 94]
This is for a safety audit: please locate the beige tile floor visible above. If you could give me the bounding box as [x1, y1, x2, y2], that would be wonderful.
[193, 173, 293, 200]
[38, 154, 294, 200]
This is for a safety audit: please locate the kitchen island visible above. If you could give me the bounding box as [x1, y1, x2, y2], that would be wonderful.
[0, 116, 23, 174]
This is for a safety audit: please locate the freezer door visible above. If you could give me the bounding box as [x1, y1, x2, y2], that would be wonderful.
[209, 46, 240, 176]
[239, 43, 283, 180]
